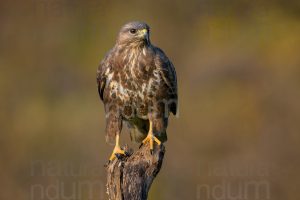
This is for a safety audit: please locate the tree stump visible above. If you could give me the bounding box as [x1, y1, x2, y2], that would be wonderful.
[106, 143, 165, 200]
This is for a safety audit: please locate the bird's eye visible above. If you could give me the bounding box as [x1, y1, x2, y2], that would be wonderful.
[129, 29, 137, 34]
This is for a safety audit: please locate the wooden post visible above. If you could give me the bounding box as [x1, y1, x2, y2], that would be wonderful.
[106, 143, 165, 200]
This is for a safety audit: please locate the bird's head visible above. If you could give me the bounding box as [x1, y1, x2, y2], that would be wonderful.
[116, 21, 150, 47]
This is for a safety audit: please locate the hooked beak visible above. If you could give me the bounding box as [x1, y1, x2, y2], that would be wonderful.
[138, 28, 149, 44]
[138, 29, 148, 38]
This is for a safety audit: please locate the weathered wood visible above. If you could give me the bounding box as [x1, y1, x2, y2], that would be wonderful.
[106, 143, 165, 200]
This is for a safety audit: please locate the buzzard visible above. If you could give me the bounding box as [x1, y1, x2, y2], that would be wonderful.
[97, 21, 178, 161]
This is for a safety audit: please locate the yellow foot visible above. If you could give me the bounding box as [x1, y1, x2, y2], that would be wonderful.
[109, 145, 125, 161]
[141, 132, 161, 154]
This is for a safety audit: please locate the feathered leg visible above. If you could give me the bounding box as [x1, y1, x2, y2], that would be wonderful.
[105, 114, 125, 161]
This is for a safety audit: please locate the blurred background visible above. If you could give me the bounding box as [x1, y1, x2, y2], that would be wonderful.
[1, 0, 300, 199]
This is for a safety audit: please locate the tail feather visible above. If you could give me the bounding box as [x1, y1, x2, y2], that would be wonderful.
[129, 126, 147, 143]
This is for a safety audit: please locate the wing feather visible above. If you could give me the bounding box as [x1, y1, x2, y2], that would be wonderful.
[154, 47, 178, 115]
[96, 50, 113, 101]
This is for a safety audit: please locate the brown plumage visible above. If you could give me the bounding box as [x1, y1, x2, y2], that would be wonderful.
[97, 21, 178, 160]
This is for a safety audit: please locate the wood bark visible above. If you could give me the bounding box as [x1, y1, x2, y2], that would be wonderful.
[106, 143, 165, 200]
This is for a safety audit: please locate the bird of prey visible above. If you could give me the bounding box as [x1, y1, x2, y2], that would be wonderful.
[97, 21, 178, 161]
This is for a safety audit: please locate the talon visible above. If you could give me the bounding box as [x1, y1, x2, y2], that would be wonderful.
[109, 146, 125, 161]
[108, 133, 125, 161]
[139, 143, 143, 149]
[125, 151, 130, 157]
[141, 120, 161, 154]
[115, 153, 123, 159]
